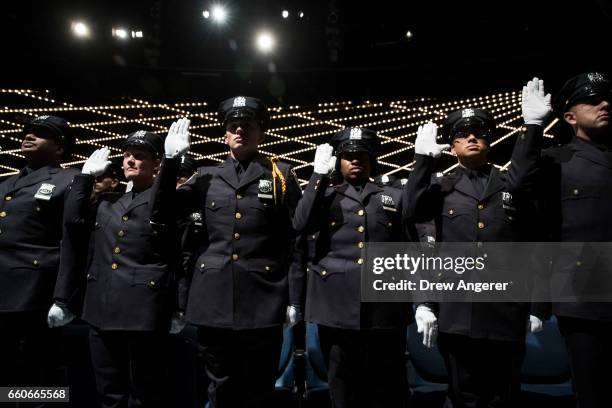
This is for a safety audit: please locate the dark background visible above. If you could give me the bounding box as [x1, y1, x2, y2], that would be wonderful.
[2, 0, 612, 104]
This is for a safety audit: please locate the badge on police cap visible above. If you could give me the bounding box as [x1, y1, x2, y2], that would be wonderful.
[461, 108, 475, 118]
[34, 183, 56, 201]
[258, 178, 274, 199]
[233, 96, 246, 108]
[349, 128, 363, 140]
[381, 194, 397, 212]
[133, 130, 147, 139]
[588, 72, 605, 83]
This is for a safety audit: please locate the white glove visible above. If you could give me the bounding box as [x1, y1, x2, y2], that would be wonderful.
[284, 305, 301, 329]
[82, 147, 111, 176]
[528, 314, 543, 333]
[313, 143, 337, 175]
[415, 122, 449, 158]
[164, 118, 191, 159]
[47, 303, 76, 328]
[169, 311, 187, 334]
[522, 77, 552, 126]
[415, 305, 438, 348]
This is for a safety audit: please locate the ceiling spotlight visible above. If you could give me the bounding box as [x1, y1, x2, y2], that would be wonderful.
[405, 30, 413, 40]
[282, 10, 289, 19]
[203, 10, 210, 19]
[299, 11, 304, 18]
[112, 27, 129, 40]
[211, 5, 228, 23]
[255, 31, 275, 53]
[71, 21, 90, 38]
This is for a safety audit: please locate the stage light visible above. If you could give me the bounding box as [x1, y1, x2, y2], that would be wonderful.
[255, 31, 275, 53]
[112, 27, 129, 40]
[131, 30, 143, 39]
[405, 30, 413, 40]
[203, 10, 210, 19]
[211, 5, 227, 23]
[299, 11, 304, 18]
[282, 10, 289, 19]
[71, 21, 90, 38]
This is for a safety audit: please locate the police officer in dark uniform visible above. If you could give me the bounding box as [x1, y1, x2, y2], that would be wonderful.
[49, 158, 126, 321]
[293, 128, 423, 408]
[537, 72, 612, 408]
[0, 115, 78, 387]
[170, 154, 201, 335]
[404, 78, 551, 407]
[153, 97, 303, 408]
[51, 121, 190, 408]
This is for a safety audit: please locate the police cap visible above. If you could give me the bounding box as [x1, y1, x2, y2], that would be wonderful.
[330, 127, 380, 156]
[122, 130, 164, 159]
[554, 72, 612, 116]
[441, 108, 495, 143]
[23, 115, 74, 148]
[218, 96, 270, 131]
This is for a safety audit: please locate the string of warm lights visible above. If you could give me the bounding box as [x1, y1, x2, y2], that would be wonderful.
[0, 88, 557, 179]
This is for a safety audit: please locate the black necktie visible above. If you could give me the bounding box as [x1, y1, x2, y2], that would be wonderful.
[235, 163, 244, 182]
[466, 169, 487, 197]
[19, 166, 33, 180]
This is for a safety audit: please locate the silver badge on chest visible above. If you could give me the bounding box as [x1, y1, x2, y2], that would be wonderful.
[502, 191, 515, 211]
[190, 211, 203, 227]
[258, 179, 273, 199]
[381, 194, 397, 212]
[34, 183, 56, 201]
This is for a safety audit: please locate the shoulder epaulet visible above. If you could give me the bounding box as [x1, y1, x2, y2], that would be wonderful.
[381, 184, 401, 193]
[198, 165, 221, 174]
[542, 144, 576, 163]
[98, 191, 123, 203]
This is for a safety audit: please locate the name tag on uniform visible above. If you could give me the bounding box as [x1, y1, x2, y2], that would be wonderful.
[381, 194, 397, 212]
[258, 179, 274, 199]
[34, 183, 56, 201]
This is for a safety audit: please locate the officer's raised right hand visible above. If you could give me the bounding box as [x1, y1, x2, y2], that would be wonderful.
[522, 77, 552, 126]
[313, 143, 337, 175]
[164, 118, 191, 159]
[82, 147, 111, 176]
[415, 122, 449, 158]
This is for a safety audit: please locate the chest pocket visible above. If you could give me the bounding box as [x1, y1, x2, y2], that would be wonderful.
[441, 207, 472, 221]
[249, 199, 273, 213]
[94, 215, 111, 231]
[561, 185, 601, 201]
[328, 218, 347, 234]
[205, 197, 230, 212]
